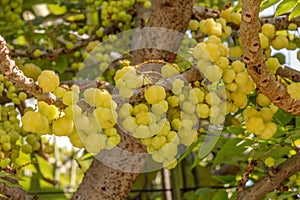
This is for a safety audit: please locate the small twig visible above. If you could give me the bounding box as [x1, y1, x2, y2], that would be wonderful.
[237, 160, 257, 195]
[276, 65, 300, 82]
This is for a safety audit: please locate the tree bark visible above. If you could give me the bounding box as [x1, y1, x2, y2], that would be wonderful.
[131, 0, 195, 65]
[72, 1, 195, 199]
[0, 180, 34, 200]
[237, 152, 300, 200]
[239, 0, 300, 115]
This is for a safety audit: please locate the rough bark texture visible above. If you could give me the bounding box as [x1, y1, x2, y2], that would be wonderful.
[0, 35, 63, 107]
[72, 1, 195, 199]
[239, 0, 300, 116]
[237, 152, 300, 200]
[131, 0, 195, 65]
[0, 181, 33, 200]
[276, 65, 300, 82]
[72, 130, 146, 200]
[192, 5, 300, 30]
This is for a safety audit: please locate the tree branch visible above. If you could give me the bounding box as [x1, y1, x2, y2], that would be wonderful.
[237, 152, 300, 200]
[0, 35, 64, 108]
[0, 180, 34, 200]
[192, 5, 300, 30]
[239, 0, 300, 116]
[72, 1, 195, 199]
[276, 65, 300, 82]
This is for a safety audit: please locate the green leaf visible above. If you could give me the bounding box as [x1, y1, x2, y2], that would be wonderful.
[289, 3, 300, 20]
[0, 178, 21, 188]
[48, 4, 67, 15]
[275, 0, 298, 17]
[273, 108, 294, 125]
[296, 116, 300, 128]
[213, 190, 229, 200]
[195, 187, 215, 195]
[212, 175, 236, 184]
[226, 127, 245, 135]
[260, 0, 282, 12]
[56, 54, 69, 73]
[212, 138, 252, 168]
[178, 135, 202, 163]
[197, 127, 222, 159]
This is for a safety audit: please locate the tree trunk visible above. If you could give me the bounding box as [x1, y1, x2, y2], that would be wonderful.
[72, 1, 195, 199]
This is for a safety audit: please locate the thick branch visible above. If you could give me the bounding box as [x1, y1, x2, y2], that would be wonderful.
[73, 1, 195, 199]
[131, 0, 195, 65]
[0, 35, 64, 108]
[72, 128, 146, 200]
[237, 152, 300, 200]
[192, 5, 300, 30]
[240, 0, 300, 115]
[0, 180, 33, 200]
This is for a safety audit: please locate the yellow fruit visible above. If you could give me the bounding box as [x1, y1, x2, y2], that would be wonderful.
[216, 56, 229, 69]
[62, 91, 78, 106]
[161, 63, 180, 78]
[220, 7, 233, 22]
[206, 35, 221, 44]
[151, 136, 167, 150]
[64, 105, 82, 120]
[135, 111, 151, 125]
[163, 158, 177, 169]
[246, 116, 265, 135]
[205, 92, 220, 106]
[206, 43, 221, 61]
[264, 157, 275, 167]
[189, 19, 199, 31]
[231, 12, 241, 25]
[243, 107, 258, 121]
[160, 142, 178, 158]
[152, 151, 166, 163]
[271, 35, 288, 50]
[69, 129, 84, 148]
[118, 103, 133, 119]
[202, 65, 223, 82]
[223, 68, 236, 83]
[259, 107, 273, 122]
[232, 60, 245, 73]
[38, 101, 59, 121]
[83, 133, 106, 154]
[52, 116, 74, 136]
[22, 63, 41, 81]
[265, 57, 280, 75]
[235, 72, 250, 86]
[229, 46, 243, 57]
[231, 92, 247, 108]
[114, 66, 135, 81]
[257, 93, 271, 107]
[193, 43, 209, 60]
[197, 103, 210, 118]
[260, 122, 277, 139]
[93, 107, 117, 128]
[22, 111, 50, 135]
[259, 33, 270, 49]
[53, 87, 66, 98]
[287, 82, 300, 100]
[144, 85, 166, 104]
[37, 70, 59, 92]
[261, 23, 275, 39]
